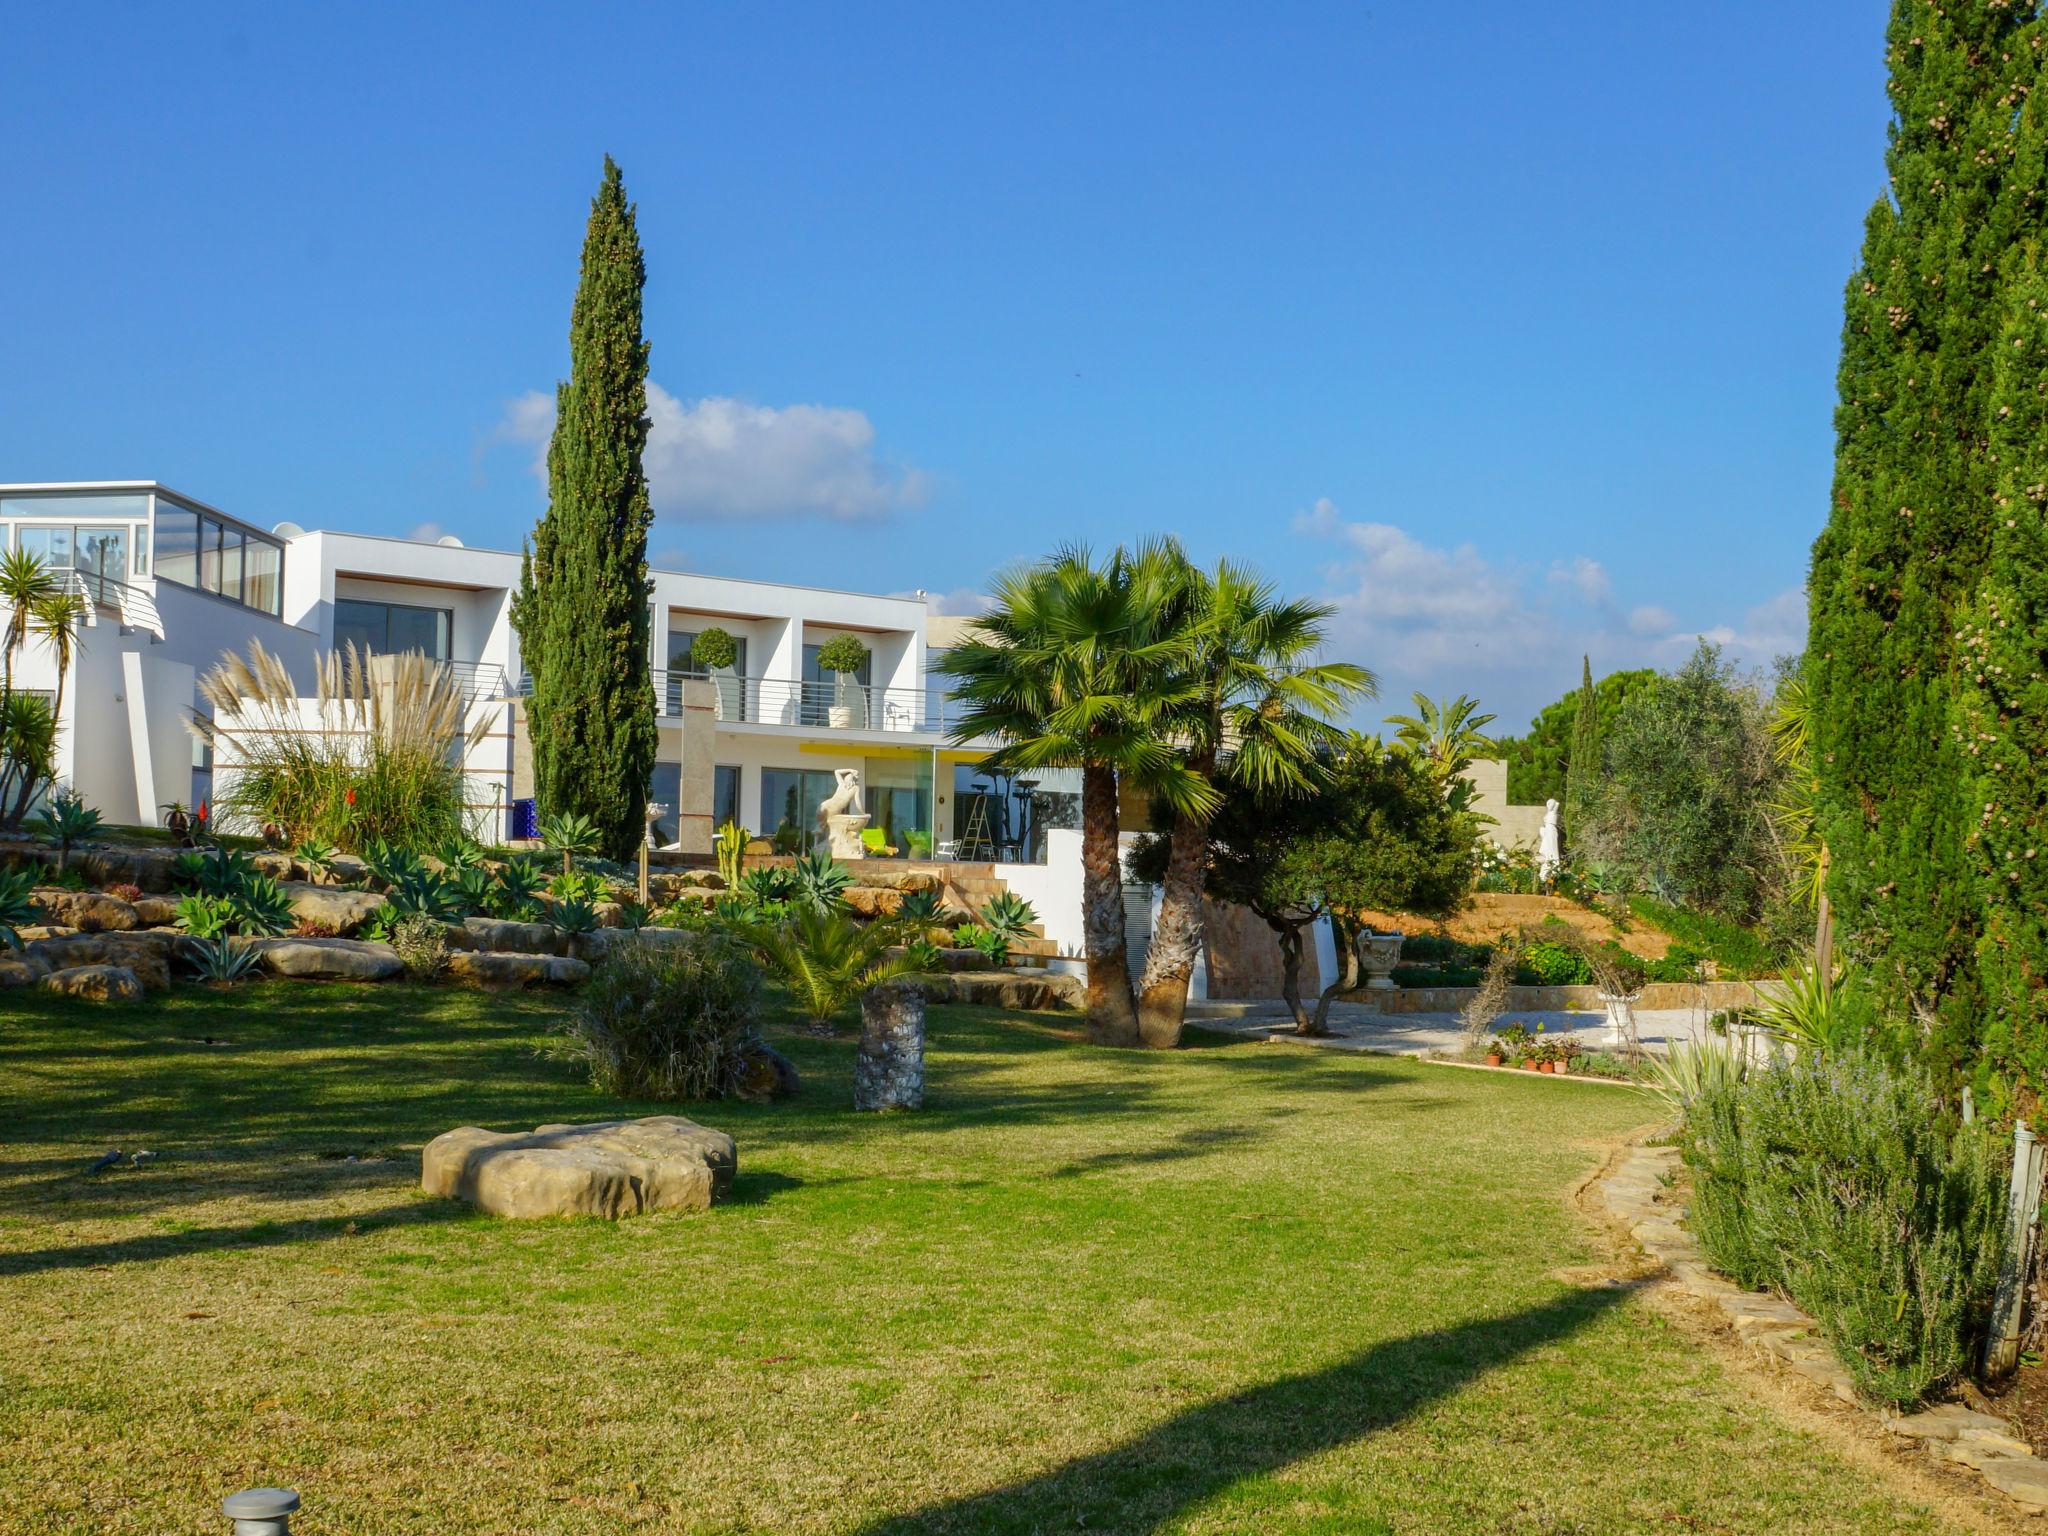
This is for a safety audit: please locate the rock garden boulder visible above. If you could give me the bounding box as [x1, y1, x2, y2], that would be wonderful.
[421, 1115, 737, 1218]
[26, 933, 177, 990]
[935, 969, 1083, 1012]
[41, 964, 146, 1002]
[283, 884, 386, 935]
[132, 896, 180, 927]
[248, 937, 403, 981]
[445, 951, 591, 988]
[31, 889, 143, 933]
[461, 916, 565, 955]
[0, 955, 52, 988]
[735, 1043, 802, 1103]
[843, 887, 904, 918]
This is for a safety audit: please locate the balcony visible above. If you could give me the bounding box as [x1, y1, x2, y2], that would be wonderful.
[65, 569, 164, 641]
[509, 669, 965, 735]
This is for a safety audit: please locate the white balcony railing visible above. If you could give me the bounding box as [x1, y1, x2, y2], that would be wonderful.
[510, 669, 965, 734]
[65, 569, 164, 641]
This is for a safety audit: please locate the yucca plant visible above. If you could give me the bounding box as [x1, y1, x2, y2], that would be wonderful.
[188, 934, 264, 984]
[789, 850, 853, 912]
[190, 640, 495, 851]
[0, 863, 41, 949]
[728, 906, 918, 1030]
[1642, 1032, 1753, 1120]
[1756, 956, 1862, 1062]
[977, 890, 1038, 941]
[31, 792, 102, 874]
[539, 809, 601, 878]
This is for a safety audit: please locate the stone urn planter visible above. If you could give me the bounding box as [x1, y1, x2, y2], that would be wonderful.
[1356, 931, 1406, 990]
[1599, 990, 1642, 1049]
[828, 703, 855, 728]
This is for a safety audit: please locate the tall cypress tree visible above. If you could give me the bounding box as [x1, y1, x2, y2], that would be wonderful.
[511, 156, 658, 860]
[1808, 5, 2043, 1075]
[1563, 655, 1598, 841]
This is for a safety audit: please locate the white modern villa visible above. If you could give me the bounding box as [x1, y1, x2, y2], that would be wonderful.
[0, 481, 1101, 935]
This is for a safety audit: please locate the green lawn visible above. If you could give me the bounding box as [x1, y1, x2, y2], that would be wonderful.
[0, 984, 1960, 1534]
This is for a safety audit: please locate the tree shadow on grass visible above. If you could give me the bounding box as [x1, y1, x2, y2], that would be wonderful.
[860, 1285, 1628, 1536]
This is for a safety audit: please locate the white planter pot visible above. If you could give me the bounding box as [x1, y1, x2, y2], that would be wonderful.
[1356, 931, 1406, 990]
[828, 705, 854, 729]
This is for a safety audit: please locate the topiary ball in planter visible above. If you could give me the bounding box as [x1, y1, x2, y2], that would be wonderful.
[691, 626, 738, 671]
[815, 635, 869, 675]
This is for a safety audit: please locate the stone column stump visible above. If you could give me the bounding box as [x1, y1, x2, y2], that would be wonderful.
[855, 980, 925, 1111]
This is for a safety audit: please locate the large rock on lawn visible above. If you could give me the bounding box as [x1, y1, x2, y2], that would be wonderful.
[42, 964, 146, 1002]
[248, 937, 403, 981]
[937, 968, 1083, 1012]
[445, 951, 590, 988]
[282, 883, 387, 936]
[736, 1044, 802, 1103]
[31, 889, 143, 932]
[421, 1116, 737, 1219]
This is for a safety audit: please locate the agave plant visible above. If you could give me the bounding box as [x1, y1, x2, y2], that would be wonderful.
[740, 866, 794, 907]
[434, 836, 486, 873]
[898, 887, 944, 922]
[614, 899, 651, 932]
[170, 850, 210, 889]
[548, 867, 608, 904]
[188, 934, 264, 983]
[548, 896, 600, 935]
[175, 892, 240, 940]
[231, 874, 300, 936]
[728, 906, 917, 1030]
[902, 935, 945, 973]
[976, 890, 1038, 941]
[490, 857, 547, 920]
[31, 792, 102, 874]
[194, 846, 261, 899]
[293, 839, 340, 883]
[789, 851, 853, 912]
[384, 867, 461, 924]
[539, 809, 602, 877]
[0, 864, 41, 950]
[360, 837, 426, 890]
[451, 864, 496, 917]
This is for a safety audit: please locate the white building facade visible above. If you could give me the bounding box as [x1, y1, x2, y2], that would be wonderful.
[0, 482, 1077, 892]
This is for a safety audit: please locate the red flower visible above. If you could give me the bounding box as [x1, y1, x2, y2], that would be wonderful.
[345, 788, 356, 807]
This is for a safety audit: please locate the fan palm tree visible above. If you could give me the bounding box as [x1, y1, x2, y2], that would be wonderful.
[1135, 551, 1375, 1048]
[1386, 693, 1497, 787]
[940, 542, 1210, 1046]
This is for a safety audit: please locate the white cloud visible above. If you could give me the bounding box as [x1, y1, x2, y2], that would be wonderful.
[889, 585, 992, 616]
[407, 521, 449, 544]
[1628, 603, 1676, 637]
[498, 384, 929, 524]
[1293, 497, 1805, 729]
[1549, 555, 1611, 606]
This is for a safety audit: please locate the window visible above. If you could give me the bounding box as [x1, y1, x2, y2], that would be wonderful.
[760, 766, 843, 854]
[152, 496, 284, 615]
[335, 598, 453, 660]
[715, 765, 740, 829]
[667, 629, 749, 717]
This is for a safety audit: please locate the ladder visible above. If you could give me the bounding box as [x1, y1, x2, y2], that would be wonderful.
[959, 793, 996, 861]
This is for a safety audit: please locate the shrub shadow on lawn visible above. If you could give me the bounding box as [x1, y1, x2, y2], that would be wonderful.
[860, 1285, 1628, 1536]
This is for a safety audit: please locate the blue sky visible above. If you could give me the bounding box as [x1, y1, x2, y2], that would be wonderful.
[0, 3, 1885, 729]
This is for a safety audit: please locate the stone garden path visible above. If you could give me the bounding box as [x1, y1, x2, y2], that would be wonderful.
[1191, 1001, 1710, 1058]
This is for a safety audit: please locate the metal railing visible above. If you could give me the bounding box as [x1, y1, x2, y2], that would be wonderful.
[63, 568, 165, 640]
[510, 668, 964, 734]
[437, 658, 507, 706]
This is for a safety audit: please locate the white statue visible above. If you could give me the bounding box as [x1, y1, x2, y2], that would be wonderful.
[1537, 798, 1562, 884]
[817, 768, 871, 859]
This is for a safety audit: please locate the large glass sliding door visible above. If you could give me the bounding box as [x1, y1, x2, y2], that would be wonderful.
[760, 767, 842, 854]
[800, 643, 872, 726]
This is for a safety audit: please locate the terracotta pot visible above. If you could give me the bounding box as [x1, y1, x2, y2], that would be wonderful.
[1554, 1060, 1571, 1076]
[1521, 1059, 1538, 1071]
[1538, 1061, 1555, 1074]
[1484, 1053, 1504, 1068]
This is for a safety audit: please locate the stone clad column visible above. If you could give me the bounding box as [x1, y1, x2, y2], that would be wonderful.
[855, 981, 925, 1111]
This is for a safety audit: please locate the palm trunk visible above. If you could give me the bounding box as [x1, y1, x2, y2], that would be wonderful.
[1274, 917, 1311, 1032]
[1079, 763, 1139, 1046]
[1136, 801, 1209, 1050]
[1307, 913, 1361, 1035]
